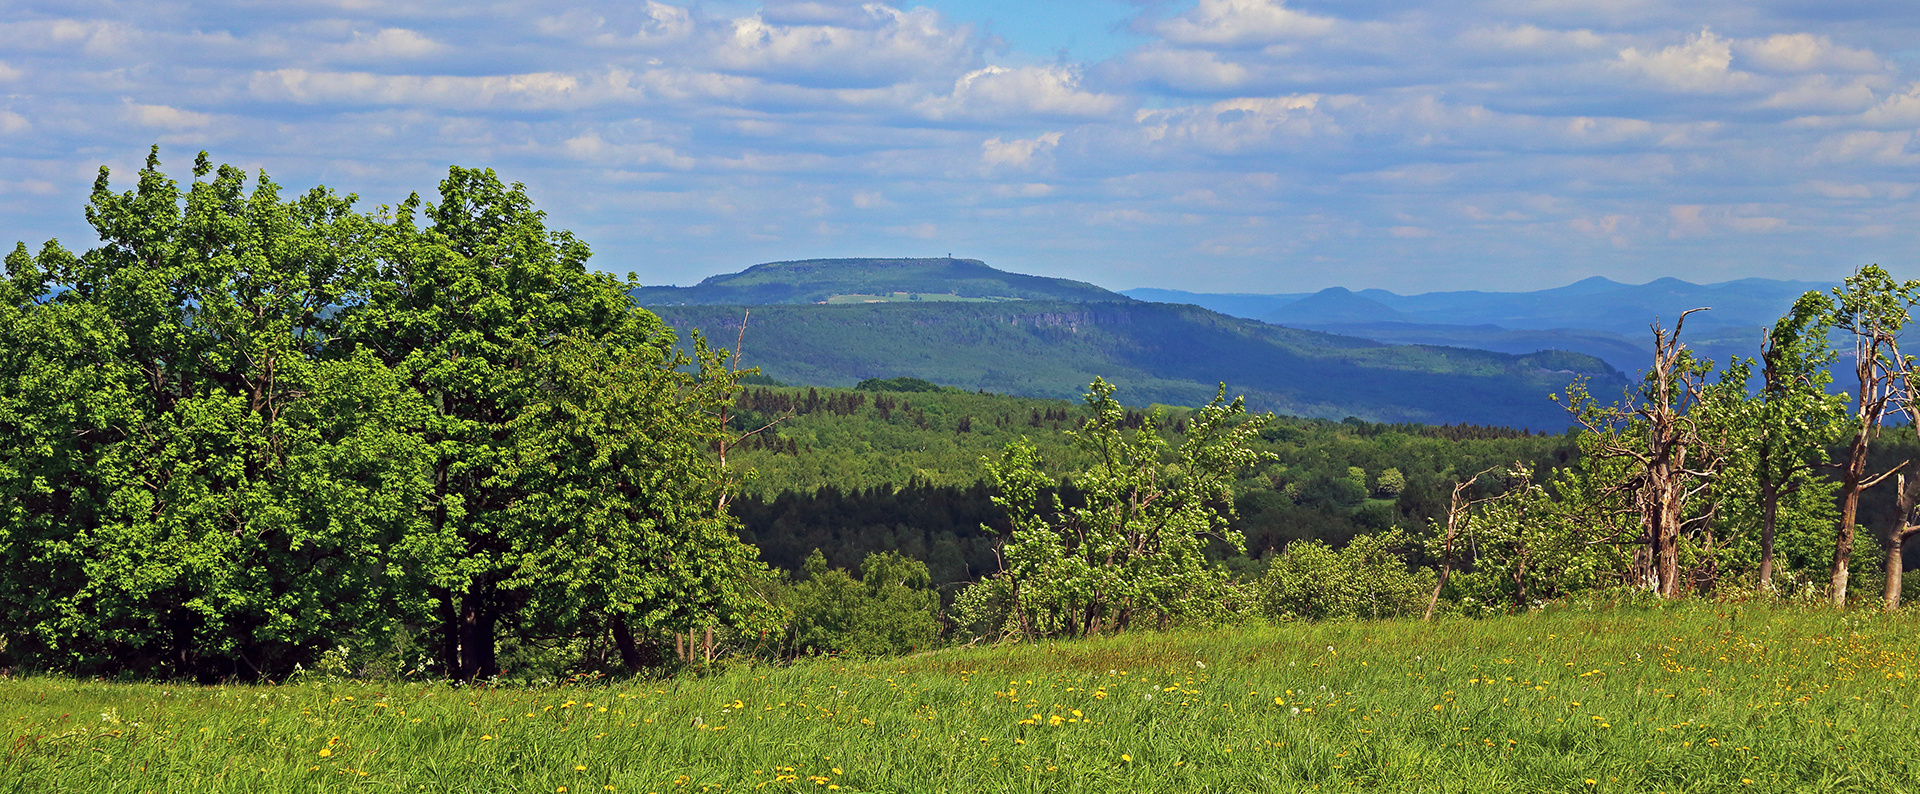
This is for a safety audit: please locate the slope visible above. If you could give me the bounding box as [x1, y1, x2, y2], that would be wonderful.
[1126, 276, 1830, 375]
[651, 301, 1623, 429]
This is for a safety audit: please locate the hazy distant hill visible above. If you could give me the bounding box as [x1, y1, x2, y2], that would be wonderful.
[649, 301, 1623, 430]
[1124, 277, 1829, 375]
[1354, 276, 1827, 336]
[1295, 322, 1655, 374]
[1122, 288, 1309, 319]
[633, 257, 1126, 305]
[1266, 287, 1410, 325]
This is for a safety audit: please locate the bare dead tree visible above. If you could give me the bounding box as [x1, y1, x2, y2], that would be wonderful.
[709, 310, 792, 513]
[1563, 308, 1728, 598]
[1878, 327, 1920, 610]
[1424, 466, 1501, 621]
[1826, 266, 1915, 608]
[1880, 473, 1920, 610]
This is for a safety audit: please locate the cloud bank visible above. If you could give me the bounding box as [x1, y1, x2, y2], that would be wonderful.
[4, 0, 1920, 292]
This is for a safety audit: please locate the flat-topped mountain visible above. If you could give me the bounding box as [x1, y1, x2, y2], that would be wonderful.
[647, 303, 1622, 429]
[633, 257, 1128, 306]
[637, 256, 1628, 427]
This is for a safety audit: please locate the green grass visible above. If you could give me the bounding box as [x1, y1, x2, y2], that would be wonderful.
[5, 602, 1916, 792]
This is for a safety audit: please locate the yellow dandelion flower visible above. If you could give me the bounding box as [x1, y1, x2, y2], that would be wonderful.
[318, 749, 332, 758]
[576, 765, 587, 771]
[1121, 754, 1132, 763]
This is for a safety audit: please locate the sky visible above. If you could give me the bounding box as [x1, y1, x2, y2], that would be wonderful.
[5, 1, 1920, 294]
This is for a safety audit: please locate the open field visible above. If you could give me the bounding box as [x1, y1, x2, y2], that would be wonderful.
[3, 602, 1915, 793]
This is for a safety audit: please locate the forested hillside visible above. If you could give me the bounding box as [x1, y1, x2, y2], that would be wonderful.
[719, 382, 1587, 590]
[655, 301, 1622, 429]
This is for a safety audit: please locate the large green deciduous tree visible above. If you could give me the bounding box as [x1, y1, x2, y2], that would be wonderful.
[1713, 291, 1846, 591]
[0, 151, 769, 679]
[0, 150, 434, 678]
[335, 166, 770, 679]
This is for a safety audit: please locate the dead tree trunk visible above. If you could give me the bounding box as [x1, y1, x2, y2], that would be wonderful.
[1831, 326, 1900, 607]
[1568, 309, 1721, 599]
[1425, 469, 1496, 621]
[1882, 473, 1920, 610]
[1757, 477, 1782, 588]
[1829, 266, 1915, 607]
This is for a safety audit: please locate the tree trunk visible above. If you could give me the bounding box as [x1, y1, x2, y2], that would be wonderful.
[611, 614, 667, 672]
[455, 591, 497, 680]
[1833, 322, 1900, 608]
[1512, 545, 1528, 610]
[1426, 474, 1488, 621]
[437, 587, 461, 677]
[1885, 473, 1919, 611]
[1758, 480, 1780, 589]
[1656, 490, 1683, 599]
[1425, 560, 1451, 622]
[1832, 485, 1858, 608]
[1833, 423, 1872, 608]
[1883, 531, 1904, 611]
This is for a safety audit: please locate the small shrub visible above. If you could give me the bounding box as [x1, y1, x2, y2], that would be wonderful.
[1258, 530, 1434, 621]
[774, 550, 943, 658]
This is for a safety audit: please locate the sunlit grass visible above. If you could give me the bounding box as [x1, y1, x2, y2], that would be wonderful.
[4, 601, 1915, 792]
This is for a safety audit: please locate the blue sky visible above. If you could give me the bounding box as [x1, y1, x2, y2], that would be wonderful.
[5, 0, 1920, 293]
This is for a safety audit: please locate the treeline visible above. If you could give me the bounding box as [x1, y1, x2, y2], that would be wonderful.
[721, 385, 1580, 584]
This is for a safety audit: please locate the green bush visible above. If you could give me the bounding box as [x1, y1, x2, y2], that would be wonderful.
[774, 550, 943, 658]
[1258, 530, 1434, 621]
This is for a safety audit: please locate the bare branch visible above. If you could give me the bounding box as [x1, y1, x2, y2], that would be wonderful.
[1863, 461, 1908, 490]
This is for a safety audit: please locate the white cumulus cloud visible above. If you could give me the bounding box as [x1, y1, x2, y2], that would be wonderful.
[1150, 0, 1337, 48]
[332, 28, 446, 60]
[1617, 28, 1752, 93]
[982, 132, 1063, 168]
[921, 66, 1123, 122]
[126, 103, 216, 130]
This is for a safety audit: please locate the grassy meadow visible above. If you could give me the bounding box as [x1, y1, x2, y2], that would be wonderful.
[4, 602, 1916, 793]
